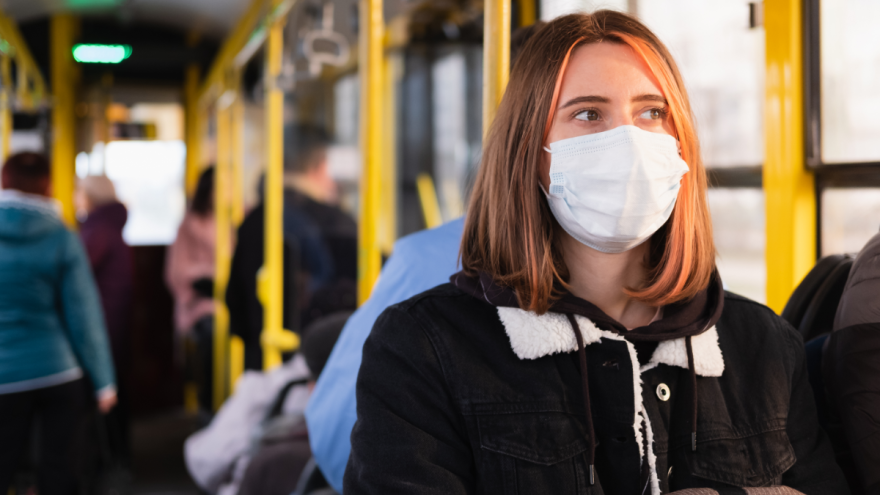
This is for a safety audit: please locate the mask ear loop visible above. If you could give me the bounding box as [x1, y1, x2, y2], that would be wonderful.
[542, 37, 586, 151]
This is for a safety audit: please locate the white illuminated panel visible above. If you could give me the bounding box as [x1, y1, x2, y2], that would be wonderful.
[105, 140, 186, 246]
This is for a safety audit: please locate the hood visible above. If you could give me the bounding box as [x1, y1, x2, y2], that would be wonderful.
[82, 202, 128, 233]
[451, 269, 725, 343]
[0, 190, 64, 241]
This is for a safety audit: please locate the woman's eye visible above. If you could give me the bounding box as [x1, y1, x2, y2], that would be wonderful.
[640, 108, 664, 120]
[575, 109, 600, 122]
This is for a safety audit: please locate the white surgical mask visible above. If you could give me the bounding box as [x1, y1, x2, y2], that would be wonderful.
[543, 125, 689, 254]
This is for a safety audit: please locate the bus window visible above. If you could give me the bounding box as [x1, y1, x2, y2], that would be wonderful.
[105, 140, 187, 246]
[822, 188, 880, 256]
[821, 0, 880, 164]
[640, 0, 766, 299]
[540, 0, 628, 22]
[709, 188, 766, 303]
[640, 0, 764, 168]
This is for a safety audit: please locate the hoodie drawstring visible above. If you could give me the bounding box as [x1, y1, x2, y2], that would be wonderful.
[686, 335, 698, 451]
[566, 314, 595, 485]
[566, 315, 701, 486]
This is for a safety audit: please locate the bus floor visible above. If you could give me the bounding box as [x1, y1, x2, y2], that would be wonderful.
[130, 410, 201, 495]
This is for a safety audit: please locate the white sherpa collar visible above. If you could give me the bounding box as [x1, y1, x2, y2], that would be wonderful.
[496, 307, 724, 377]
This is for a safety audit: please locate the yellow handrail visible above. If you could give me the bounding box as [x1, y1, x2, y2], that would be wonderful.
[50, 15, 78, 227]
[517, 0, 536, 27]
[763, 0, 815, 313]
[199, 0, 265, 103]
[482, 0, 510, 137]
[213, 83, 233, 410]
[184, 65, 203, 196]
[261, 0, 300, 371]
[415, 173, 443, 229]
[1, 54, 11, 162]
[357, 0, 385, 305]
[0, 11, 48, 106]
[378, 51, 399, 255]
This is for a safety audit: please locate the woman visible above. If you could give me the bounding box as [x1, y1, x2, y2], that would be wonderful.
[346, 12, 847, 494]
[0, 153, 116, 494]
[165, 167, 217, 414]
[76, 175, 134, 465]
[166, 167, 216, 337]
[76, 176, 133, 395]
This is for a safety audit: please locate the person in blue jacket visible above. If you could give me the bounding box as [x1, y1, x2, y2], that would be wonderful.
[304, 22, 547, 491]
[0, 153, 117, 495]
[305, 218, 463, 492]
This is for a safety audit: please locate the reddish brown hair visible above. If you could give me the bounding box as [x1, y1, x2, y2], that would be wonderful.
[1, 152, 51, 196]
[460, 10, 715, 313]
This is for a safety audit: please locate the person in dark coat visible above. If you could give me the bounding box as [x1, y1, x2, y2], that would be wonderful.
[227, 124, 357, 371]
[75, 175, 134, 465]
[823, 230, 880, 495]
[76, 176, 134, 383]
[345, 12, 847, 494]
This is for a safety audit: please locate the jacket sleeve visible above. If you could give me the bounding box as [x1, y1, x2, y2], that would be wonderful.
[59, 230, 117, 394]
[344, 306, 475, 494]
[780, 322, 849, 494]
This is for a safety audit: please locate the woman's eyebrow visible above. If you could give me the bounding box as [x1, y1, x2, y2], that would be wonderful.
[632, 94, 667, 104]
[558, 94, 667, 110]
[559, 95, 611, 109]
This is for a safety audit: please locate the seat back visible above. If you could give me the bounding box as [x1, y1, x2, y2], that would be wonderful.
[781, 254, 853, 341]
[799, 257, 854, 342]
[781, 254, 847, 328]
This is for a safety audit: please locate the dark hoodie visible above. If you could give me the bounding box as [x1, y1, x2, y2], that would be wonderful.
[345, 273, 847, 494]
[79, 202, 133, 375]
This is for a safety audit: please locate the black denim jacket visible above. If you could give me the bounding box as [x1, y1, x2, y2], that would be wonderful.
[344, 284, 848, 494]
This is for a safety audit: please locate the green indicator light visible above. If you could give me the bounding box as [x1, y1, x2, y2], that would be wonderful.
[72, 44, 132, 64]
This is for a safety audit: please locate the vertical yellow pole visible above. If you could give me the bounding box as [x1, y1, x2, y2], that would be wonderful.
[764, 0, 815, 313]
[229, 74, 245, 386]
[517, 0, 536, 27]
[184, 65, 202, 196]
[50, 15, 78, 226]
[231, 81, 245, 226]
[261, 2, 294, 370]
[482, 0, 510, 136]
[0, 55, 11, 162]
[357, 0, 384, 304]
[378, 51, 398, 255]
[213, 94, 232, 410]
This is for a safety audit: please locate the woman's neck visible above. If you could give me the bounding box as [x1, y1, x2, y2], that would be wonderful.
[561, 233, 657, 329]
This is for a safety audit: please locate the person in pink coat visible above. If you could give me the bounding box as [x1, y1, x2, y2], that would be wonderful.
[165, 167, 218, 415]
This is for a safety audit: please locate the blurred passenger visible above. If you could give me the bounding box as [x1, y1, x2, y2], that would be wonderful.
[305, 21, 545, 492]
[0, 152, 116, 494]
[238, 311, 350, 495]
[75, 175, 134, 465]
[227, 124, 357, 370]
[823, 229, 880, 495]
[166, 167, 217, 414]
[185, 313, 350, 495]
[306, 219, 462, 490]
[344, 12, 846, 494]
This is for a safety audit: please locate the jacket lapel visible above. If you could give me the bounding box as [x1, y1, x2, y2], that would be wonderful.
[496, 307, 724, 377]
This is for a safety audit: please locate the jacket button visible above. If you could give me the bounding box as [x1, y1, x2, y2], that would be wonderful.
[656, 383, 671, 401]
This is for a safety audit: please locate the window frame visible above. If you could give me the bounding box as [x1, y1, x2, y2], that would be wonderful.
[804, 0, 880, 257]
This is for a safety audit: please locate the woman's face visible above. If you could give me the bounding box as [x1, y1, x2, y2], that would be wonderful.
[540, 41, 675, 189]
